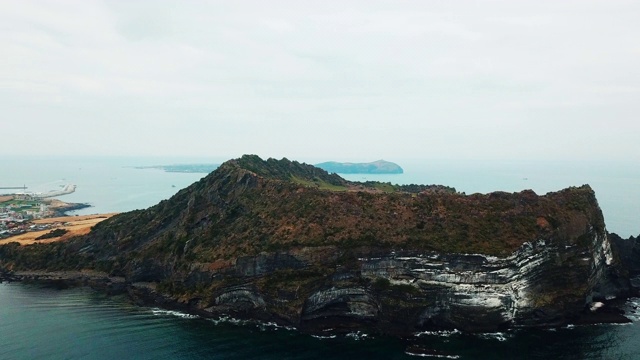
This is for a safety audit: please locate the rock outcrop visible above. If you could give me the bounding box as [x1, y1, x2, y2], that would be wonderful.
[0, 155, 635, 335]
[608, 233, 640, 295]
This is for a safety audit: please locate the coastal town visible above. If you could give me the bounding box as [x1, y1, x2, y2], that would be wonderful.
[0, 194, 50, 239]
[0, 185, 99, 241]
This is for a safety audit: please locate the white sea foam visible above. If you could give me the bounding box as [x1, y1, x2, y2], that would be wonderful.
[150, 308, 198, 319]
[474, 332, 510, 342]
[257, 321, 296, 332]
[207, 315, 252, 326]
[414, 329, 461, 338]
[590, 302, 604, 312]
[345, 331, 370, 340]
[626, 298, 640, 320]
[206, 316, 298, 332]
[570, 322, 633, 328]
[404, 351, 460, 359]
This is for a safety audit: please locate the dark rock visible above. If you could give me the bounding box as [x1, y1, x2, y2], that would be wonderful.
[50, 202, 92, 217]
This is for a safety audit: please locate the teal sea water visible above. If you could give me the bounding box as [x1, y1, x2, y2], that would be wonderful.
[1, 283, 639, 360]
[1, 156, 639, 359]
[0, 156, 208, 216]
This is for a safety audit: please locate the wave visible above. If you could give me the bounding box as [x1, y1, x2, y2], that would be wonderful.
[404, 352, 460, 359]
[257, 321, 297, 332]
[150, 308, 198, 319]
[345, 331, 371, 341]
[473, 332, 511, 342]
[414, 329, 461, 338]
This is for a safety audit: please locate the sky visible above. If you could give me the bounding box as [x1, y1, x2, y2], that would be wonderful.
[1, 0, 639, 162]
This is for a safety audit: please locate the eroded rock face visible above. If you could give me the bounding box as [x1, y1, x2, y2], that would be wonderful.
[167, 224, 622, 334]
[235, 253, 305, 277]
[212, 285, 266, 310]
[355, 230, 616, 331]
[608, 233, 640, 295]
[296, 286, 381, 332]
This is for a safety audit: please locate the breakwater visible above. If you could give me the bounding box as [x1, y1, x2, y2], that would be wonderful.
[34, 184, 76, 199]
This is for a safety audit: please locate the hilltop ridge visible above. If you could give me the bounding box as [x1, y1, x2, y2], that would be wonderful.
[232, 155, 347, 188]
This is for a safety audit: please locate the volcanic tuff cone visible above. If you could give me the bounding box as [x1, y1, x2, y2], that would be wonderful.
[0, 155, 627, 334]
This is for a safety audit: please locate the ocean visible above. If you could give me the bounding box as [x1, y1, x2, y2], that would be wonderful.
[0, 156, 209, 216]
[1, 283, 639, 360]
[1, 156, 639, 359]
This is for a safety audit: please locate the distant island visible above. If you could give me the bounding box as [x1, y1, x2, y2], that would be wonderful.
[315, 160, 403, 174]
[135, 164, 219, 174]
[137, 161, 403, 175]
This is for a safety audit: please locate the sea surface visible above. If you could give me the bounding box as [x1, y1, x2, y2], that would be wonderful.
[1, 156, 639, 359]
[1, 283, 639, 360]
[0, 156, 209, 216]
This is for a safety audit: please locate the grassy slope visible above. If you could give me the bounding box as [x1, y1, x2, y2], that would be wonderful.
[0, 155, 605, 274]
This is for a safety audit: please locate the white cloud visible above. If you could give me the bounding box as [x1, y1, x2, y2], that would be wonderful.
[1, 0, 639, 162]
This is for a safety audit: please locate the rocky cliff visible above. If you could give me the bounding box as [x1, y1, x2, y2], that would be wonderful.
[608, 233, 640, 295]
[0, 155, 633, 335]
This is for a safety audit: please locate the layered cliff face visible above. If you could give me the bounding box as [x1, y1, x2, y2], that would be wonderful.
[608, 233, 640, 294]
[0, 155, 629, 334]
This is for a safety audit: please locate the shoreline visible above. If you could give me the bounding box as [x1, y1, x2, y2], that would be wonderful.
[0, 270, 634, 338]
[42, 198, 92, 217]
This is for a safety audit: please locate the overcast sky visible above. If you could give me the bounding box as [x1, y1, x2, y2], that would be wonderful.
[1, 1, 639, 162]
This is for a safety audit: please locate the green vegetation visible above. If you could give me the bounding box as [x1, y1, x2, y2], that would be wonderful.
[359, 181, 456, 194]
[369, 182, 396, 193]
[290, 175, 348, 191]
[35, 228, 68, 240]
[2, 199, 40, 210]
[0, 198, 43, 222]
[235, 155, 346, 187]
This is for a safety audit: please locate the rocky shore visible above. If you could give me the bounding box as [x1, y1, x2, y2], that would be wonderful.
[44, 199, 91, 217]
[0, 266, 634, 337]
[0, 270, 127, 294]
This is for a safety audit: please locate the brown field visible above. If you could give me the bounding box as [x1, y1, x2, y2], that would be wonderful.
[0, 196, 14, 203]
[1, 213, 117, 245]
